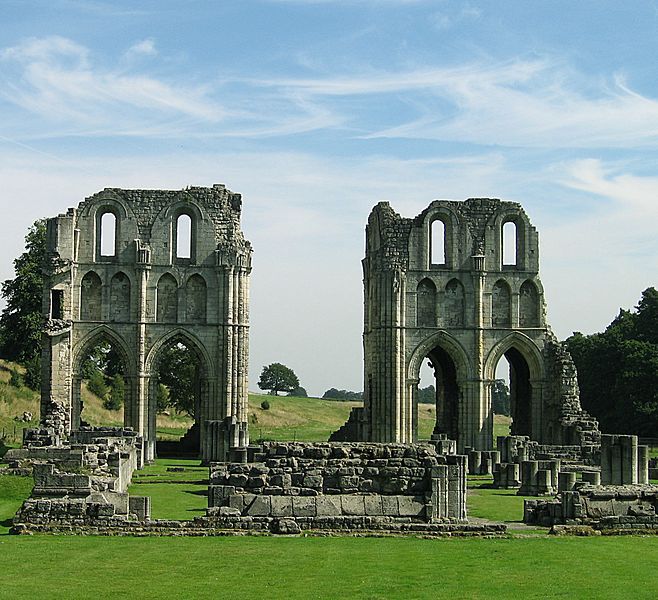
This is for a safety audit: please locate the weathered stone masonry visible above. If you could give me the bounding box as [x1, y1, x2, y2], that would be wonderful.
[40, 185, 251, 462]
[334, 198, 599, 453]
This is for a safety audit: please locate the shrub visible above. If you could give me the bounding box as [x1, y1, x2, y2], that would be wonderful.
[9, 370, 23, 388]
[103, 374, 124, 411]
[24, 354, 41, 391]
[88, 369, 108, 400]
[260, 399, 270, 410]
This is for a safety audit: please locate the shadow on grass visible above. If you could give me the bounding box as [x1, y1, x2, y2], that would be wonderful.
[183, 488, 208, 497]
[0, 517, 14, 529]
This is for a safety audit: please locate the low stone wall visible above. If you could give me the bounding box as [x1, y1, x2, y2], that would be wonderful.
[11, 431, 151, 531]
[208, 441, 467, 525]
[524, 484, 658, 531]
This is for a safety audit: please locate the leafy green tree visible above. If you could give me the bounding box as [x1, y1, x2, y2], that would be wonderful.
[322, 388, 363, 401]
[492, 379, 510, 416]
[417, 385, 435, 404]
[258, 363, 300, 396]
[156, 383, 171, 412]
[104, 374, 124, 411]
[287, 386, 308, 397]
[565, 287, 658, 436]
[0, 220, 46, 364]
[88, 368, 108, 400]
[157, 343, 198, 417]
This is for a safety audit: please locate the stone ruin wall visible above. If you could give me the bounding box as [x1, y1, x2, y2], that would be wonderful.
[208, 441, 467, 524]
[337, 198, 599, 455]
[40, 185, 251, 463]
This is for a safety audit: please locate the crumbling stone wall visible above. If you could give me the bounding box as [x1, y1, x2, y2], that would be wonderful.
[336, 198, 599, 452]
[11, 428, 151, 531]
[208, 442, 467, 524]
[41, 185, 251, 462]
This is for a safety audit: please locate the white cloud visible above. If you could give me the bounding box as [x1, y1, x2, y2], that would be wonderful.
[0, 36, 223, 134]
[123, 38, 158, 61]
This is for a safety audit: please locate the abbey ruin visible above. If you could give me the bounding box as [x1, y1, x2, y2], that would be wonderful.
[333, 198, 599, 452]
[5, 189, 657, 537]
[39, 185, 251, 464]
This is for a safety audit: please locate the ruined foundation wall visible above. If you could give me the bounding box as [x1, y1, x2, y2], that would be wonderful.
[209, 442, 467, 523]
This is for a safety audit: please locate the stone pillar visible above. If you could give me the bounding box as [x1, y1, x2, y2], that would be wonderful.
[638, 445, 649, 485]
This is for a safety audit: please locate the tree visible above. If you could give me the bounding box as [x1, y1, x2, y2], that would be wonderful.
[0, 220, 46, 364]
[287, 386, 308, 397]
[156, 342, 198, 417]
[565, 287, 658, 436]
[417, 385, 435, 404]
[156, 383, 170, 412]
[258, 363, 299, 396]
[322, 388, 363, 401]
[104, 374, 124, 411]
[492, 379, 510, 416]
[88, 368, 108, 400]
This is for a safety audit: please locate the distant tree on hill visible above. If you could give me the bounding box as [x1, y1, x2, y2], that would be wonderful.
[417, 385, 435, 404]
[258, 363, 300, 396]
[157, 343, 198, 417]
[322, 388, 363, 401]
[288, 386, 308, 397]
[88, 368, 108, 400]
[0, 220, 46, 376]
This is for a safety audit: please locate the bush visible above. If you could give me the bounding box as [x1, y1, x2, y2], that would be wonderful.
[87, 369, 108, 400]
[260, 399, 270, 410]
[9, 370, 23, 388]
[24, 354, 41, 391]
[103, 374, 124, 411]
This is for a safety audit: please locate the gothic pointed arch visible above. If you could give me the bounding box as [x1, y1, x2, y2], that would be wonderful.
[491, 279, 511, 327]
[444, 278, 465, 326]
[407, 330, 472, 383]
[519, 279, 540, 327]
[80, 271, 102, 321]
[185, 274, 207, 324]
[72, 325, 136, 378]
[109, 271, 131, 322]
[416, 278, 437, 327]
[145, 328, 214, 378]
[156, 273, 178, 323]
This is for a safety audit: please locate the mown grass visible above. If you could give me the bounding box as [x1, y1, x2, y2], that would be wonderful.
[0, 535, 657, 599]
[0, 474, 33, 534]
[128, 458, 208, 520]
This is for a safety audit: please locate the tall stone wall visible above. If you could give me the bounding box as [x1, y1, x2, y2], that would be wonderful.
[337, 198, 599, 452]
[40, 185, 252, 462]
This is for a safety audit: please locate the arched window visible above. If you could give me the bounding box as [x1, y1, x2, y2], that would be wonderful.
[100, 212, 117, 257]
[417, 278, 437, 327]
[186, 274, 207, 324]
[80, 271, 102, 321]
[110, 272, 131, 322]
[502, 221, 517, 266]
[176, 214, 192, 259]
[444, 279, 465, 326]
[431, 219, 446, 265]
[519, 280, 540, 327]
[157, 273, 178, 322]
[491, 280, 511, 327]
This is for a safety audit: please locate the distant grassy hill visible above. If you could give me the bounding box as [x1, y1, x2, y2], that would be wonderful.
[0, 359, 510, 445]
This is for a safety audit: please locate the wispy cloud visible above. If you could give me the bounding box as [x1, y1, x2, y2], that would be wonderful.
[0, 36, 223, 134]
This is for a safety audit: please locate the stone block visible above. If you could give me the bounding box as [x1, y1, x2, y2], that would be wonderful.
[341, 495, 366, 516]
[397, 496, 424, 517]
[244, 495, 271, 516]
[270, 496, 293, 517]
[316, 495, 342, 517]
[292, 496, 316, 517]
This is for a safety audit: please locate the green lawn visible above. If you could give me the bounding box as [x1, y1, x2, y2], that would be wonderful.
[128, 458, 208, 520]
[4, 464, 658, 598]
[0, 535, 657, 599]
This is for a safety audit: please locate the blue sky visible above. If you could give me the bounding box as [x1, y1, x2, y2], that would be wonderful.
[1, 1, 658, 395]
